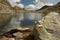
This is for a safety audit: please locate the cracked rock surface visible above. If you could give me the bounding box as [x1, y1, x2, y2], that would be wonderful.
[33, 12, 60, 40]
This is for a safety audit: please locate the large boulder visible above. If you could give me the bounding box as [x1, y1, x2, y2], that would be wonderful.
[39, 12, 60, 40]
[40, 12, 60, 34]
[33, 12, 60, 40]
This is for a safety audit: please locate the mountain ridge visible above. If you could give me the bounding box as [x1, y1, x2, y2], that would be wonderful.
[36, 2, 60, 14]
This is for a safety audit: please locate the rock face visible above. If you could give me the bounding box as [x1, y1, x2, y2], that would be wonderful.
[0, 0, 14, 29]
[0, 1, 13, 29]
[0, 13, 12, 29]
[33, 2, 60, 40]
[34, 12, 60, 40]
[40, 12, 60, 34]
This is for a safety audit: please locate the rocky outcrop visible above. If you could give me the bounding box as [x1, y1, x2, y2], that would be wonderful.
[0, 0, 11, 7]
[33, 2, 60, 40]
[0, 2, 13, 29]
[41, 12, 60, 37]
[0, 13, 12, 29]
[33, 12, 60, 40]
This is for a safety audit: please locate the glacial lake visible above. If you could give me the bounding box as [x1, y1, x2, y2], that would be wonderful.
[0, 13, 44, 33]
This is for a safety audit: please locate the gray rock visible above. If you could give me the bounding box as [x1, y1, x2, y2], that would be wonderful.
[33, 12, 60, 40]
[40, 12, 60, 35]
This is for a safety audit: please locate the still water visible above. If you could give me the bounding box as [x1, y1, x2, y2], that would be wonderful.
[0, 13, 43, 33]
[9, 13, 43, 26]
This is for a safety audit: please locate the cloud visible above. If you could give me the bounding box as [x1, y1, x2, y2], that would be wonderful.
[39, 0, 51, 3]
[25, 0, 46, 10]
[7, 0, 21, 7]
[25, 4, 36, 10]
[7, 0, 24, 8]
[45, 3, 54, 6]
[7, 0, 60, 10]
[7, 0, 21, 3]
[12, 0, 21, 2]
[33, 0, 55, 9]
[17, 4, 24, 8]
[51, 0, 60, 4]
[39, 0, 60, 5]
[25, 0, 51, 10]
[33, 0, 38, 3]
[33, 0, 45, 9]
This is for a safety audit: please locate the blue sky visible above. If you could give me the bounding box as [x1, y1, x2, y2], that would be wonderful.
[51, 0, 60, 4]
[20, 0, 35, 5]
[7, 0, 60, 10]
[18, 0, 60, 5]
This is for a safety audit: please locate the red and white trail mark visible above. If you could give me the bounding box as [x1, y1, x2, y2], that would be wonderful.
[37, 25, 43, 28]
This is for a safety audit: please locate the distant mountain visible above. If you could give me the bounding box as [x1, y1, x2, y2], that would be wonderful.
[12, 6, 29, 13]
[36, 2, 60, 14]
[0, 0, 29, 13]
[57, 2, 60, 5]
[36, 5, 51, 11]
[0, 0, 11, 7]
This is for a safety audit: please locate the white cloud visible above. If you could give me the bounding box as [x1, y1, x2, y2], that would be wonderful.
[17, 4, 24, 8]
[39, 0, 51, 3]
[51, 0, 60, 4]
[33, 0, 38, 3]
[7, 0, 21, 3]
[7, 0, 60, 10]
[7, 0, 24, 8]
[25, 0, 45, 10]
[33, 0, 55, 9]
[25, 4, 36, 10]
[33, 0, 45, 10]
[7, 0, 21, 7]
[12, 0, 21, 2]
[45, 3, 54, 6]
[25, 0, 46, 10]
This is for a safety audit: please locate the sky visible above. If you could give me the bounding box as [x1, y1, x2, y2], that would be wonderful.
[51, 0, 60, 4]
[20, 0, 35, 5]
[7, 0, 60, 10]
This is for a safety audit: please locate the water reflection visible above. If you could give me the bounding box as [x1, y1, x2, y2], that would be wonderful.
[8, 13, 43, 27]
[20, 13, 43, 26]
[7, 13, 43, 27]
[0, 13, 43, 33]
